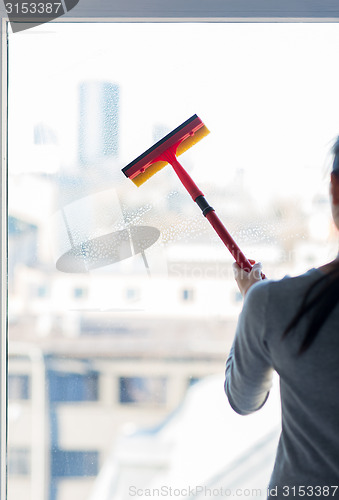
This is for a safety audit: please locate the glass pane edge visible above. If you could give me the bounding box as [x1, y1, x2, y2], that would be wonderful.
[0, 17, 8, 500]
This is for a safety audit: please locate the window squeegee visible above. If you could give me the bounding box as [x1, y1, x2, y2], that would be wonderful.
[122, 114, 257, 274]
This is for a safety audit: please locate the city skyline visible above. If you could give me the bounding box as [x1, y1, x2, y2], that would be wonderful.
[8, 22, 339, 206]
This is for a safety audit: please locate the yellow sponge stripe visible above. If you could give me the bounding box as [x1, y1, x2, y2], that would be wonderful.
[132, 124, 210, 187]
[131, 160, 168, 187]
[176, 124, 210, 156]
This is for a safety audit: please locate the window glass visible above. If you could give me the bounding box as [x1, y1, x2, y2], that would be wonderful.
[48, 370, 99, 403]
[51, 450, 99, 478]
[181, 288, 195, 302]
[119, 376, 167, 405]
[8, 449, 31, 476]
[8, 375, 30, 400]
[8, 22, 339, 500]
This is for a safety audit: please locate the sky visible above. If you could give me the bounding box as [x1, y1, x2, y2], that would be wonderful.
[8, 22, 339, 206]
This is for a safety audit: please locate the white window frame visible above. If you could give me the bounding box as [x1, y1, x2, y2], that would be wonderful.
[1, 2, 338, 497]
[0, 17, 8, 500]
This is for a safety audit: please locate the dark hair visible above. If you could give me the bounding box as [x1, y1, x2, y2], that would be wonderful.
[333, 138, 339, 173]
[283, 138, 339, 354]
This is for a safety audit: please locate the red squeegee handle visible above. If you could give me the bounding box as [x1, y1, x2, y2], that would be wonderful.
[204, 211, 253, 271]
[161, 150, 259, 274]
[205, 209, 265, 278]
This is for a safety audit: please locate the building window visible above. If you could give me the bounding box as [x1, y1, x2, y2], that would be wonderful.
[51, 450, 99, 477]
[119, 376, 167, 405]
[80, 317, 130, 335]
[8, 374, 30, 400]
[187, 376, 200, 387]
[181, 288, 195, 302]
[37, 285, 48, 298]
[8, 448, 30, 476]
[73, 287, 87, 299]
[48, 372, 99, 403]
[125, 288, 140, 301]
[30, 284, 48, 298]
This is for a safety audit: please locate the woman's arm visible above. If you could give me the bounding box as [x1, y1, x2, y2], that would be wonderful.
[225, 279, 274, 415]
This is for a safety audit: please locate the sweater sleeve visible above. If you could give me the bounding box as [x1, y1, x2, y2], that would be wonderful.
[225, 280, 274, 416]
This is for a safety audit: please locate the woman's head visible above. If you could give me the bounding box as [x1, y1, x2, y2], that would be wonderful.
[282, 138, 339, 354]
[330, 137, 339, 231]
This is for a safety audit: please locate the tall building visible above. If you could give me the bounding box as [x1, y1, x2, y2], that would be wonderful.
[78, 81, 119, 166]
[34, 123, 58, 145]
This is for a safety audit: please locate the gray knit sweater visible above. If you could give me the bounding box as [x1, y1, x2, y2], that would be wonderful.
[225, 268, 339, 497]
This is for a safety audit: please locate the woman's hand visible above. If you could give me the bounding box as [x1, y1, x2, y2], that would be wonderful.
[232, 259, 263, 297]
